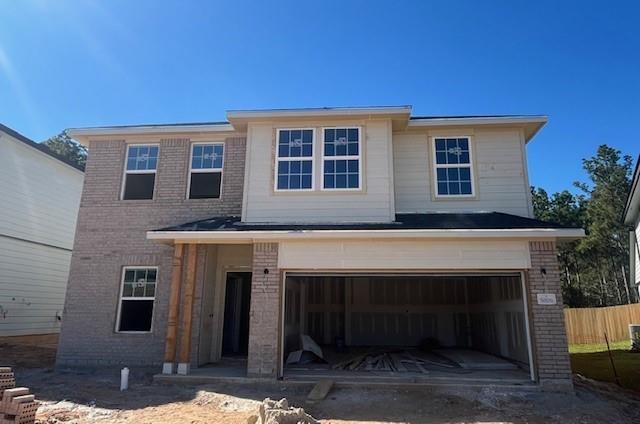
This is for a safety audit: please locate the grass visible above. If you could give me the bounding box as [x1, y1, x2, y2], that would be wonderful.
[569, 340, 640, 391]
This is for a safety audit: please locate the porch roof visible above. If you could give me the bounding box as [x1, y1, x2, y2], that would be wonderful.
[147, 213, 584, 243]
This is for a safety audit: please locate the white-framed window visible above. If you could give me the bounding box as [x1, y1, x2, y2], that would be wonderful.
[275, 129, 314, 191]
[116, 266, 157, 333]
[122, 144, 159, 200]
[188, 142, 224, 199]
[432, 137, 474, 197]
[322, 127, 361, 190]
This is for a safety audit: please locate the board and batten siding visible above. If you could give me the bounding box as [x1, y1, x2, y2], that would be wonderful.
[393, 128, 533, 217]
[0, 131, 83, 336]
[242, 120, 395, 223]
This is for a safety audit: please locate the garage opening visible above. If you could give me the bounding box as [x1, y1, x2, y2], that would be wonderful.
[282, 273, 533, 383]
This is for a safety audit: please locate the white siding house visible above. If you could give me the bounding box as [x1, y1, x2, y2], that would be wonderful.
[0, 124, 84, 336]
[623, 156, 640, 294]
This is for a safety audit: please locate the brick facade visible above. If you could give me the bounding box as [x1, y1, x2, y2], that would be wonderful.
[247, 243, 281, 377]
[56, 136, 246, 366]
[527, 241, 573, 391]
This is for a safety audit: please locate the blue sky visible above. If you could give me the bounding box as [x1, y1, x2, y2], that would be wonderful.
[1, 0, 638, 193]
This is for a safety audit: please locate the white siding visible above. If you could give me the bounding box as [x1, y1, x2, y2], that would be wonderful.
[243, 120, 395, 223]
[393, 129, 532, 217]
[0, 131, 83, 335]
[278, 239, 531, 270]
[634, 218, 640, 285]
[0, 133, 84, 249]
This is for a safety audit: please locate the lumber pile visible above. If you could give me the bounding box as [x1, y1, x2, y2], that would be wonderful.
[0, 368, 38, 424]
[331, 350, 458, 374]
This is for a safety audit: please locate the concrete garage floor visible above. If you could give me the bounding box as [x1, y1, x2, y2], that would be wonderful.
[3, 335, 640, 423]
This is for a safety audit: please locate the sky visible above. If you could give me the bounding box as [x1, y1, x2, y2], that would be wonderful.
[0, 0, 638, 194]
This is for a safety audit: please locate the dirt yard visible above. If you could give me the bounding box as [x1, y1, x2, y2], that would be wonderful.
[2, 335, 640, 423]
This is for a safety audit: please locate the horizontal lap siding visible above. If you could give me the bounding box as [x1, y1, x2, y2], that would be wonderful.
[243, 121, 394, 223]
[0, 237, 70, 335]
[0, 134, 83, 249]
[393, 129, 531, 217]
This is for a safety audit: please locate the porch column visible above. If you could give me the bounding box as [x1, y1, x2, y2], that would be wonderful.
[247, 242, 280, 378]
[177, 243, 198, 375]
[162, 243, 184, 374]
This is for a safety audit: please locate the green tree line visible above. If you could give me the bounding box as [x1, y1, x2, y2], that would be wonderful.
[532, 145, 636, 307]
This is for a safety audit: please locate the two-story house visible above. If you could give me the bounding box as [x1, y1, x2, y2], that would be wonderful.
[59, 106, 583, 391]
[624, 156, 640, 300]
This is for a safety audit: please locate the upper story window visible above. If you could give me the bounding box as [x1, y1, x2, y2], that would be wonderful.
[117, 266, 157, 332]
[275, 129, 314, 191]
[189, 143, 224, 199]
[433, 137, 473, 197]
[323, 128, 361, 190]
[122, 144, 158, 200]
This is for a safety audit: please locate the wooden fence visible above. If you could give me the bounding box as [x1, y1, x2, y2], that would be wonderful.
[564, 303, 640, 344]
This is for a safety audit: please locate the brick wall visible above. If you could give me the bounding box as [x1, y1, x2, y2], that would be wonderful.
[247, 243, 280, 377]
[56, 136, 246, 366]
[527, 241, 573, 391]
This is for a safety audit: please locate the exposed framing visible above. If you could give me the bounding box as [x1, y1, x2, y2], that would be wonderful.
[186, 141, 225, 199]
[430, 136, 475, 199]
[321, 126, 363, 191]
[115, 265, 158, 334]
[120, 143, 159, 200]
[274, 128, 315, 192]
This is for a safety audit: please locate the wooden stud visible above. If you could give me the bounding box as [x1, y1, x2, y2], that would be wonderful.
[178, 244, 198, 365]
[163, 243, 184, 364]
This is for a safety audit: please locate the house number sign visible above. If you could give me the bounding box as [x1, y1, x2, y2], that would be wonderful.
[536, 293, 557, 305]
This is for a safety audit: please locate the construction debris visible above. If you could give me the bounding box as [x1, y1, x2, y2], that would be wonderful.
[331, 349, 461, 373]
[248, 398, 319, 424]
[286, 335, 325, 365]
[0, 367, 38, 424]
[306, 380, 333, 404]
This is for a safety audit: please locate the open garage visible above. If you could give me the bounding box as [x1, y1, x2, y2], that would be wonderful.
[282, 273, 533, 384]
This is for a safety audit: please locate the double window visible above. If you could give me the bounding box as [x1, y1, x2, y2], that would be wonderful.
[122, 145, 158, 200]
[433, 137, 474, 197]
[117, 267, 157, 332]
[323, 128, 361, 190]
[189, 143, 224, 199]
[276, 129, 314, 190]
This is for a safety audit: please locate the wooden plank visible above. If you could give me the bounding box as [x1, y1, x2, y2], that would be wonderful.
[178, 244, 198, 364]
[306, 380, 333, 404]
[163, 244, 184, 364]
[390, 353, 407, 372]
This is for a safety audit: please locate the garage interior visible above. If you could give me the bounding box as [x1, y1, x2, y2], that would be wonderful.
[282, 273, 533, 383]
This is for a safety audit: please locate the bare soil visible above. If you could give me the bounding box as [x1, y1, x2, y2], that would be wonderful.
[2, 335, 640, 423]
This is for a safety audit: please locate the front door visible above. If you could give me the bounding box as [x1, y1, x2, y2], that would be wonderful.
[221, 272, 252, 356]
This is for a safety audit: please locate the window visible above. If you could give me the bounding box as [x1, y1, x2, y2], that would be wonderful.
[276, 129, 314, 190]
[122, 145, 158, 200]
[323, 128, 360, 190]
[433, 137, 473, 196]
[188, 143, 224, 199]
[117, 267, 157, 332]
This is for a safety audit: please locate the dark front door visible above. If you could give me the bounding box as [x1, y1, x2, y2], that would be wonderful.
[221, 272, 252, 356]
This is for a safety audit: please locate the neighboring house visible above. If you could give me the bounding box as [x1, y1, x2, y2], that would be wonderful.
[59, 106, 583, 391]
[0, 124, 84, 336]
[623, 155, 640, 298]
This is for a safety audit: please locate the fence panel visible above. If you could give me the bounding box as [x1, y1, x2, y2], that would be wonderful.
[564, 303, 640, 344]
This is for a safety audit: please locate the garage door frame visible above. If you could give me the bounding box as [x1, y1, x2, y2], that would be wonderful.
[278, 270, 535, 382]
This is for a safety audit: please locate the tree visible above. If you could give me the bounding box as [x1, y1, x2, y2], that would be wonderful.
[43, 131, 87, 170]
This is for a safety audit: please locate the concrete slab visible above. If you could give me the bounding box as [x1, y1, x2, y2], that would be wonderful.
[433, 349, 519, 370]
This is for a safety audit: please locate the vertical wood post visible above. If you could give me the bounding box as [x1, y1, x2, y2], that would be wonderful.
[162, 243, 184, 374]
[177, 243, 198, 375]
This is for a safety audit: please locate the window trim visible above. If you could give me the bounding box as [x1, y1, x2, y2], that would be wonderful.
[187, 141, 225, 200]
[431, 135, 475, 199]
[121, 143, 159, 201]
[320, 126, 363, 191]
[115, 265, 158, 334]
[274, 128, 315, 192]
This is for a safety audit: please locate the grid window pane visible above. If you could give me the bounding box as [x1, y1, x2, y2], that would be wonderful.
[436, 165, 472, 196]
[434, 138, 470, 165]
[434, 137, 473, 196]
[192, 144, 223, 170]
[277, 160, 312, 190]
[126, 145, 158, 171]
[121, 268, 156, 299]
[323, 159, 359, 189]
[278, 129, 313, 158]
[324, 128, 359, 158]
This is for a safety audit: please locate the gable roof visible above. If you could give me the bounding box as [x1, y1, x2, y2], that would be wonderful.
[623, 155, 640, 225]
[0, 123, 85, 172]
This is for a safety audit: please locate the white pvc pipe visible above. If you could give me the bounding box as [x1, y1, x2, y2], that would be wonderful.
[120, 367, 129, 391]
